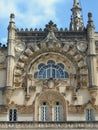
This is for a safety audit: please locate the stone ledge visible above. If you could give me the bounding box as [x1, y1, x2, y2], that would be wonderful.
[0, 121, 98, 129]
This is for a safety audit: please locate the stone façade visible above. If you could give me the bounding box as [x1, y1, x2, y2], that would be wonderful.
[0, 0, 98, 129]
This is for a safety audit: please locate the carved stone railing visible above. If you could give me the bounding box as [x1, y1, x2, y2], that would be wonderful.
[0, 121, 98, 129]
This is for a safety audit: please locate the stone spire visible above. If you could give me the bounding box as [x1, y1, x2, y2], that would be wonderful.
[69, 0, 84, 31]
[8, 13, 16, 31]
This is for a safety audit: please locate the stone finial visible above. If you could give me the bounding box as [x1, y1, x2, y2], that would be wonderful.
[10, 13, 15, 23]
[8, 13, 16, 30]
[88, 12, 92, 22]
[87, 12, 94, 28]
[74, 0, 80, 8]
[45, 20, 57, 32]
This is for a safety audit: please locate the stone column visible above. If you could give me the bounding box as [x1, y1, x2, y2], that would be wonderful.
[87, 12, 97, 88]
[6, 14, 16, 89]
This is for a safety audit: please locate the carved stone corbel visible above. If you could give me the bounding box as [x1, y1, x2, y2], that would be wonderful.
[89, 87, 98, 104]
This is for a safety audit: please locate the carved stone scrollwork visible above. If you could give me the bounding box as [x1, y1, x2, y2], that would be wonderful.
[15, 40, 26, 57]
[25, 48, 33, 56]
[41, 78, 68, 91]
[83, 100, 96, 110]
[89, 88, 98, 104]
[63, 44, 70, 52]
[22, 73, 33, 99]
[77, 41, 88, 53]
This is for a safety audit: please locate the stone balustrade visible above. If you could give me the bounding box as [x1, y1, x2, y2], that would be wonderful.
[0, 121, 98, 129]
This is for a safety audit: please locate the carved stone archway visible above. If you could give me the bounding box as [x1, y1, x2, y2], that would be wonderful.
[35, 90, 67, 121]
[14, 40, 88, 89]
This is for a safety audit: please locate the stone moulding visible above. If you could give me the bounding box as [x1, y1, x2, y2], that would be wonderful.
[0, 121, 98, 129]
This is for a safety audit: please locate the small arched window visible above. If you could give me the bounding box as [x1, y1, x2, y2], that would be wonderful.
[34, 60, 69, 79]
[86, 108, 95, 121]
[54, 102, 63, 121]
[40, 102, 50, 121]
[9, 109, 17, 121]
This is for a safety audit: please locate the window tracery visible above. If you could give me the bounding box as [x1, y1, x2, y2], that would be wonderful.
[34, 60, 69, 79]
[40, 102, 50, 121]
[40, 101, 63, 122]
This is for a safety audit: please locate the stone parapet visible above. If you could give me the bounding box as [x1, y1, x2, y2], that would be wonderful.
[0, 121, 98, 129]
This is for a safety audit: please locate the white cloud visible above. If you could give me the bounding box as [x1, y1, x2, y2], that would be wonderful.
[0, 0, 69, 28]
[0, 37, 7, 44]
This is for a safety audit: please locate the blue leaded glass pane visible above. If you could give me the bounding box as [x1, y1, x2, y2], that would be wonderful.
[60, 74, 65, 78]
[56, 65, 60, 70]
[47, 68, 51, 78]
[34, 60, 69, 79]
[39, 68, 45, 75]
[57, 67, 64, 75]
[52, 68, 55, 78]
[57, 63, 64, 69]
[56, 71, 61, 78]
[38, 63, 45, 69]
[43, 71, 46, 79]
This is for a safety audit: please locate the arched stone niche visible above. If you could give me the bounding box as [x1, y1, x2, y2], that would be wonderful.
[24, 52, 77, 97]
[35, 90, 67, 121]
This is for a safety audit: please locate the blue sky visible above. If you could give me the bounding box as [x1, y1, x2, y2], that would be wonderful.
[0, 0, 98, 44]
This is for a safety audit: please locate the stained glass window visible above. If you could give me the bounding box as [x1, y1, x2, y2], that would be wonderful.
[34, 60, 69, 79]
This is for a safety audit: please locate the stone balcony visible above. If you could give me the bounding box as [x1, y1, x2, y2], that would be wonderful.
[0, 121, 98, 130]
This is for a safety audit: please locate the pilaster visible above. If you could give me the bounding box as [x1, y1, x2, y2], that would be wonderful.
[87, 12, 98, 88]
[6, 14, 16, 89]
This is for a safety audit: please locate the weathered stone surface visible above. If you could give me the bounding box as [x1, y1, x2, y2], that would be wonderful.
[0, 0, 98, 129]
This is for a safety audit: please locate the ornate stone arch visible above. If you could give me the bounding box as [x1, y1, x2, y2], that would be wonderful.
[35, 90, 67, 121]
[13, 38, 88, 90]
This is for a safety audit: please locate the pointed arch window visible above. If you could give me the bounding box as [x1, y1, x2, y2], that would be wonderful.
[9, 109, 17, 121]
[86, 108, 95, 121]
[34, 60, 69, 79]
[40, 102, 50, 121]
[54, 102, 63, 121]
